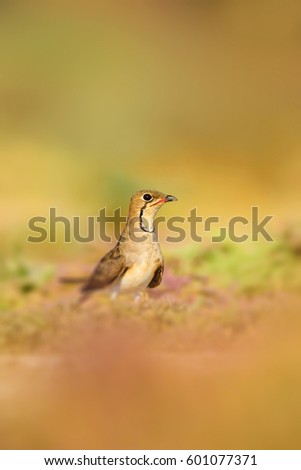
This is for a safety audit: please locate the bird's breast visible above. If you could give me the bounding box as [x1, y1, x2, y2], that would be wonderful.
[119, 249, 162, 293]
[117, 261, 158, 292]
[116, 233, 163, 293]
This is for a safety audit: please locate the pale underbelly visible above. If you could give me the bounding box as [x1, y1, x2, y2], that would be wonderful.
[116, 262, 158, 293]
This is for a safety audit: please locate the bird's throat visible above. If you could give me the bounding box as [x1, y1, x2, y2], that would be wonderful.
[139, 208, 155, 233]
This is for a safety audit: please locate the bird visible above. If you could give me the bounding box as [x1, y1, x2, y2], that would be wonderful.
[61, 189, 177, 302]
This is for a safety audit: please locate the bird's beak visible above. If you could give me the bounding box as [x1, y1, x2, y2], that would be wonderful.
[164, 194, 177, 202]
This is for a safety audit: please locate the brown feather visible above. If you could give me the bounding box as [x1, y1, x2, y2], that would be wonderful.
[81, 245, 127, 293]
[148, 263, 164, 288]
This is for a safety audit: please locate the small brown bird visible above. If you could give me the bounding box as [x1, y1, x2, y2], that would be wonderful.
[62, 190, 177, 302]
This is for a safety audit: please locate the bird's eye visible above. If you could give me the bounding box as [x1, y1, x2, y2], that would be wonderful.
[142, 193, 153, 201]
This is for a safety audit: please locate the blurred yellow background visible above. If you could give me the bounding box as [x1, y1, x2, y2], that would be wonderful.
[1, 0, 301, 249]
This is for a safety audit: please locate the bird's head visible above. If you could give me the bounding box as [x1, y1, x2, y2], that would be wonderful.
[129, 189, 177, 232]
[130, 189, 177, 215]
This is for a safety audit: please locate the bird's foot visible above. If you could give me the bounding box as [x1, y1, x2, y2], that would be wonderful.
[133, 291, 149, 304]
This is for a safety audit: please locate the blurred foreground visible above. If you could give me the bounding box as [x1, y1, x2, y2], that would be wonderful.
[1, 238, 301, 449]
[1, 293, 301, 449]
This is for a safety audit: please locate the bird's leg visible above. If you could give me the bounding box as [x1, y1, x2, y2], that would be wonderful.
[133, 292, 142, 304]
[110, 286, 119, 301]
[133, 291, 149, 304]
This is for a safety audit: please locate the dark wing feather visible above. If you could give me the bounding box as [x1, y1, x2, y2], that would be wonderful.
[148, 263, 164, 288]
[81, 246, 127, 293]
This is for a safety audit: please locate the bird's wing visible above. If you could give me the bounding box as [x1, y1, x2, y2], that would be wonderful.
[81, 246, 127, 292]
[148, 262, 164, 288]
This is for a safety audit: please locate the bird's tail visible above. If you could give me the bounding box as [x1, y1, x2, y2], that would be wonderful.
[59, 276, 92, 305]
[59, 276, 87, 284]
